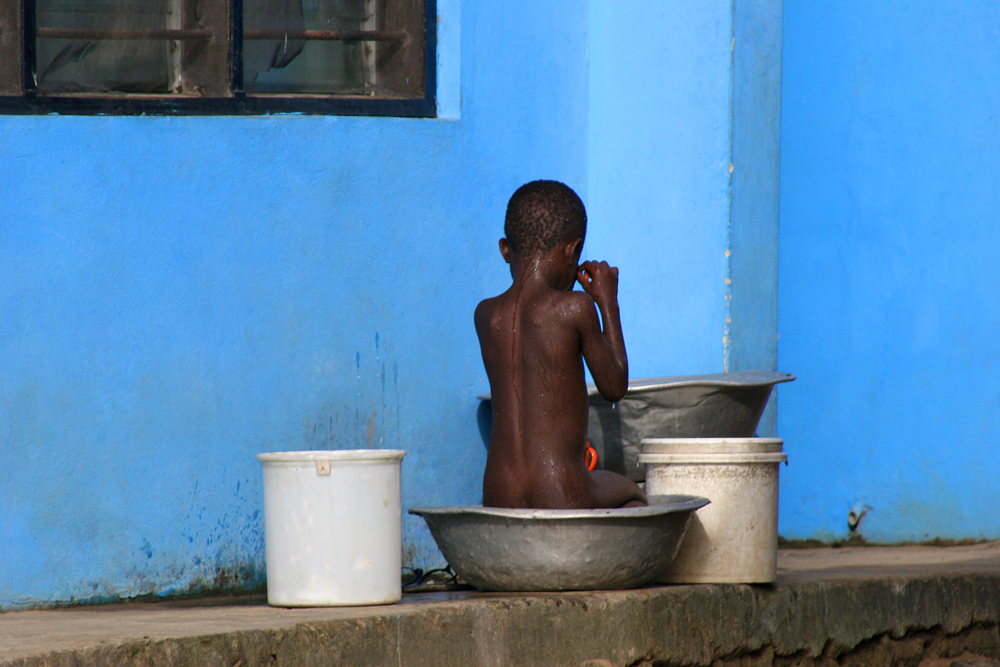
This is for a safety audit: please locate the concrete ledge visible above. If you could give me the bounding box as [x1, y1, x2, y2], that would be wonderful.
[4, 544, 1000, 667]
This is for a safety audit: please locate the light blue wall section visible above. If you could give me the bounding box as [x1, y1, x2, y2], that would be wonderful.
[587, 0, 734, 378]
[778, 1, 1000, 541]
[0, 2, 590, 609]
[587, 0, 784, 429]
[728, 0, 783, 436]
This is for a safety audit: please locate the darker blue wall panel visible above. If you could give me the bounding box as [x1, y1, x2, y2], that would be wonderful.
[778, 1, 1000, 541]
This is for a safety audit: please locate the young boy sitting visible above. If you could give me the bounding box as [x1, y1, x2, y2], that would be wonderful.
[475, 180, 648, 509]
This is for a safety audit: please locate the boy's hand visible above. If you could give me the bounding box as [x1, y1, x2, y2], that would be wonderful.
[577, 260, 620, 307]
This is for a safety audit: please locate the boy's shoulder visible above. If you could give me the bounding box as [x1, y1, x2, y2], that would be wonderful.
[474, 293, 504, 332]
[546, 287, 595, 308]
[475, 293, 505, 315]
[475, 288, 596, 330]
[534, 288, 596, 324]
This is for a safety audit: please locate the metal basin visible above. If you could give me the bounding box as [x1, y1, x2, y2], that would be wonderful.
[587, 371, 796, 480]
[409, 495, 709, 592]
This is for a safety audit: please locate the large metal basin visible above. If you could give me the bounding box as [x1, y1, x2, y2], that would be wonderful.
[588, 371, 796, 480]
[409, 495, 709, 592]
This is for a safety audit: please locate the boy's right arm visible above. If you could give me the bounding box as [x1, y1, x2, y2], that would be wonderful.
[574, 261, 628, 402]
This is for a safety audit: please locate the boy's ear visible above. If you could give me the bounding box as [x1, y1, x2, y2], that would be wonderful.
[499, 238, 513, 264]
[565, 237, 584, 259]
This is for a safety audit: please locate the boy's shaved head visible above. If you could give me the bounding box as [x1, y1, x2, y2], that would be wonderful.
[504, 180, 587, 258]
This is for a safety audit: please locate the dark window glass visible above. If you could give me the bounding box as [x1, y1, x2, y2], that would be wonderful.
[36, 0, 175, 93]
[244, 0, 368, 94]
[0, 0, 434, 115]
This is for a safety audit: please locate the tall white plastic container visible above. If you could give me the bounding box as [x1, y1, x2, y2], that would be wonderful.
[639, 438, 785, 583]
[257, 449, 405, 606]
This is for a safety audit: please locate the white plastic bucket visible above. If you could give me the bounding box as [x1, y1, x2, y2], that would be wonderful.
[639, 438, 785, 583]
[257, 449, 405, 606]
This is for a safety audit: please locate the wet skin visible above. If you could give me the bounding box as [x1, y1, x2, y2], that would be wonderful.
[475, 236, 648, 509]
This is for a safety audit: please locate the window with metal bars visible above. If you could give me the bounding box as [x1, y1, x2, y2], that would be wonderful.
[0, 0, 434, 115]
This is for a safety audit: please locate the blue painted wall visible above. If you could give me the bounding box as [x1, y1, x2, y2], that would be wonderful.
[0, 2, 593, 609]
[588, 0, 783, 432]
[587, 0, 733, 378]
[2, 1, 784, 609]
[778, 1, 1000, 542]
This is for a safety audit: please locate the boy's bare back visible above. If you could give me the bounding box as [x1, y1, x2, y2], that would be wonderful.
[476, 180, 646, 510]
